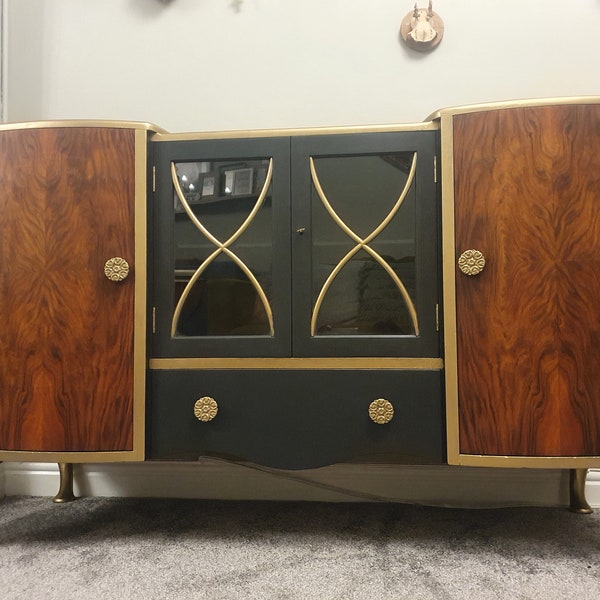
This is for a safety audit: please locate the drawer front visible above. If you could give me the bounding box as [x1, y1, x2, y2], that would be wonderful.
[148, 370, 444, 469]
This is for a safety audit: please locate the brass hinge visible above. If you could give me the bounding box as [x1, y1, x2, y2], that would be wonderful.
[152, 307, 156, 334]
[152, 166, 156, 192]
[435, 303, 440, 332]
[433, 155, 438, 184]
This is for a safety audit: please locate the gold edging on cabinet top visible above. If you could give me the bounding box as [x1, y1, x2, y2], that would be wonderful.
[149, 358, 443, 370]
[152, 121, 439, 142]
[426, 95, 600, 120]
[0, 120, 165, 133]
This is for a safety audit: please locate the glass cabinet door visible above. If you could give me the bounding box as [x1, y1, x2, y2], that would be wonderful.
[291, 131, 440, 357]
[152, 137, 291, 358]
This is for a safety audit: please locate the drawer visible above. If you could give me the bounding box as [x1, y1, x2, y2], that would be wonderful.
[148, 369, 444, 469]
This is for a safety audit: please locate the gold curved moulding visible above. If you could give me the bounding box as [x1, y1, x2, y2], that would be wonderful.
[309, 154, 420, 336]
[170, 159, 275, 337]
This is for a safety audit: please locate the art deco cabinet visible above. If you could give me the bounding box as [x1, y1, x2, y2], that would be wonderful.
[438, 99, 600, 478]
[0, 123, 150, 472]
[1, 98, 599, 510]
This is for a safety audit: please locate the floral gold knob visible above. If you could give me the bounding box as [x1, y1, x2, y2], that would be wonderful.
[104, 257, 130, 282]
[369, 399, 394, 425]
[194, 396, 218, 422]
[457, 249, 485, 276]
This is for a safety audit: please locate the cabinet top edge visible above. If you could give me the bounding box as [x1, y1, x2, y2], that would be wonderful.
[0, 119, 166, 133]
[151, 121, 439, 142]
[426, 95, 600, 120]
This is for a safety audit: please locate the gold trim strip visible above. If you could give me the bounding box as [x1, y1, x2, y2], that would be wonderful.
[170, 159, 275, 337]
[0, 451, 145, 463]
[152, 121, 439, 143]
[440, 113, 461, 466]
[149, 357, 444, 370]
[132, 128, 148, 461]
[427, 95, 600, 121]
[449, 453, 600, 470]
[0, 119, 164, 133]
[309, 154, 419, 336]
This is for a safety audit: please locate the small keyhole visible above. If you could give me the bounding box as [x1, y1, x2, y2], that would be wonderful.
[296, 227, 306, 235]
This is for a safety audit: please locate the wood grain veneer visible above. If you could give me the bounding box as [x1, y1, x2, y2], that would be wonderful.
[453, 104, 600, 456]
[0, 127, 136, 452]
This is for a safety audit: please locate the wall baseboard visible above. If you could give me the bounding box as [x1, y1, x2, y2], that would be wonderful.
[3, 461, 599, 508]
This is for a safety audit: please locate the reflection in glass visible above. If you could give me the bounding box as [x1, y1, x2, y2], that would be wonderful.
[310, 152, 418, 337]
[171, 158, 274, 338]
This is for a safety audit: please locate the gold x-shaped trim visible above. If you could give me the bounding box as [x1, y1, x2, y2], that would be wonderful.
[309, 153, 419, 336]
[170, 159, 275, 337]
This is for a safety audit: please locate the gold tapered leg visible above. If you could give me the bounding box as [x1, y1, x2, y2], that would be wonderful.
[569, 468, 593, 514]
[52, 463, 77, 503]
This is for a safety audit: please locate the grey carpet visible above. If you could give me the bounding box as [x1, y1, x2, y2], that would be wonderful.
[0, 496, 599, 599]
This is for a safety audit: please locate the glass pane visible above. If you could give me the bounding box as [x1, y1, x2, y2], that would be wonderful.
[172, 158, 273, 337]
[311, 152, 417, 337]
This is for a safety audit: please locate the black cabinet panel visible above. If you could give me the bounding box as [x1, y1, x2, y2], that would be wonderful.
[149, 127, 443, 473]
[152, 129, 440, 360]
[291, 131, 440, 357]
[148, 369, 445, 469]
[152, 137, 292, 358]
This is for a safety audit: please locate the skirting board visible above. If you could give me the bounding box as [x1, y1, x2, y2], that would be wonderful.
[2, 462, 599, 508]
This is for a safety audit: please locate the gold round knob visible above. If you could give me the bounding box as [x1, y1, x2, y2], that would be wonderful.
[457, 249, 485, 276]
[369, 398, 394, 425]
[194, 396, 218, 422]
[104, 257, 130, 282]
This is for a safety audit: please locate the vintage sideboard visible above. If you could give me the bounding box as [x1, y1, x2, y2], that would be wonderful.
[1, 97, 599, 511]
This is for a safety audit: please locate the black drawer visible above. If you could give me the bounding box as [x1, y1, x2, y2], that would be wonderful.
[148, 369, 445, 469]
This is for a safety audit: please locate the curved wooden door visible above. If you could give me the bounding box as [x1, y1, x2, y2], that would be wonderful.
[452, 104, 600, 457]
[0, 127, 140, 453]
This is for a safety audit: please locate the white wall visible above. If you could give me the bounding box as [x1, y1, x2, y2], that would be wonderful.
[5, 0, 600, 131]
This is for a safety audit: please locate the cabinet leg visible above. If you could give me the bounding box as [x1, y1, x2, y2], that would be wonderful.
[569, 468, 593, 514]
[52, 463, 77, 504]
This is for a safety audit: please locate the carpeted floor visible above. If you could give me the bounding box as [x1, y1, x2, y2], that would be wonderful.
[0, 496, 599, 599]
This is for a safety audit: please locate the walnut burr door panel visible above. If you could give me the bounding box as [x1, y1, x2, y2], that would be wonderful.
[452, 104, 600, 457]
[0, 127, 138, 453]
